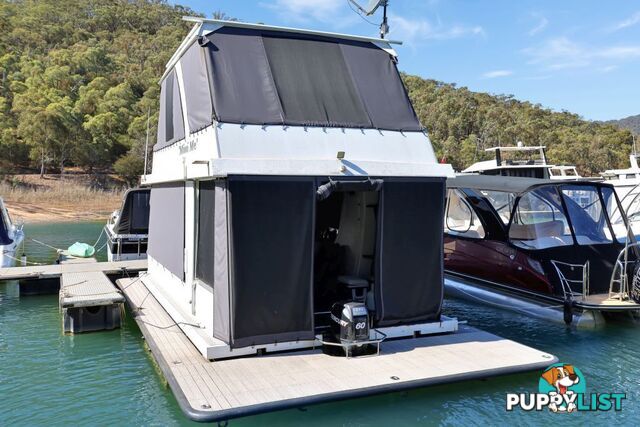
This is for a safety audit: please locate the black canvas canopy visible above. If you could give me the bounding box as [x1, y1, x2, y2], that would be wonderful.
[0, 211, 11, 245]
[192, 176, 445, 348]
[155, 25, 422, 150]
[448, 174, 614, 196]
[114, 189, 151, 235]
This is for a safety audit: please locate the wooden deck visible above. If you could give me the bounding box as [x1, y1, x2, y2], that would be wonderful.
[0, 259, 147, 281]
[117, 277, 557, 423]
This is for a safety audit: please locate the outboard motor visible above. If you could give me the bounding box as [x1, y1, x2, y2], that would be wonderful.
[330, 301, 370, 346]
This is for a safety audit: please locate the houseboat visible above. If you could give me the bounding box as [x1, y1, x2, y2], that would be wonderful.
[115, 17, 559, 422]
[444, 175, 640, 326]
[143, 17, 460, 359]
[104, 188, 150, 261]
[0, 198, 24, 267]
[462, 144, 580, 180]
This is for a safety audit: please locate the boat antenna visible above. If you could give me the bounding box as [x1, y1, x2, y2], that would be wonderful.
[143, 106, 150, 177]
[347, 0, 389, 39]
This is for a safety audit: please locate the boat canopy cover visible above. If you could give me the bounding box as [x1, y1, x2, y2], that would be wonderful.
[155, 26, 421, 151]
[115, 189, 151, 235]
[448, 175, 612, 195]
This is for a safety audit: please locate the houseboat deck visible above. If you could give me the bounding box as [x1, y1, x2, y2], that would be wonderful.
[117, 276, 557, 423]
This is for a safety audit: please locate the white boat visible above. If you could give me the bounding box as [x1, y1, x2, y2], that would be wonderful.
[462, 144, 581, 180]
[0, 197, 24, 267]
[104, 188, 150, 262]
[601, 153, 640, 199]
[143, 16, 457, 360]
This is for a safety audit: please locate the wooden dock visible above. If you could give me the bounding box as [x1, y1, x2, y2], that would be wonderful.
[0, 259, 147, 281]
[117, 277, 557, 423]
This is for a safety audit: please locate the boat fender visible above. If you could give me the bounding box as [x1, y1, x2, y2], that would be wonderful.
[563, 299, 573, 326]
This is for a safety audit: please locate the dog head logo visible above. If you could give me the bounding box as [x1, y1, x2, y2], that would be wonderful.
[538, 363, 586, 413]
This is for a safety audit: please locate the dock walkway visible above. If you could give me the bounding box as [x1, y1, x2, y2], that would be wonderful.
[60, 271, 125, 308]
[116, 276, 557, 423]
[0, 259, 147, 281]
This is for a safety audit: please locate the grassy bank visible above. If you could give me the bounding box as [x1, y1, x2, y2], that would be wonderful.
[0, 174, 125, 223]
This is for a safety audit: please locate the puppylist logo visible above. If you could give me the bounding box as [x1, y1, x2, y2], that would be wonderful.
[506, 363, 626, 413]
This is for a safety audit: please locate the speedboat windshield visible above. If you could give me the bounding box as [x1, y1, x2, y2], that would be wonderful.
[507, 185, 620, 249]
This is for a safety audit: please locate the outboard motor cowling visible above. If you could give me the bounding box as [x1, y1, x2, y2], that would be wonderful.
[330, 301, 370, 345]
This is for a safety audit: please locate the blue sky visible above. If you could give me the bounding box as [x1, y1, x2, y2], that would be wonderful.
[177, 0, 640, 121]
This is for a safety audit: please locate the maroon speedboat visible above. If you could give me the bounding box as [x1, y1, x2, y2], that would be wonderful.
[443, 175, 640, 326]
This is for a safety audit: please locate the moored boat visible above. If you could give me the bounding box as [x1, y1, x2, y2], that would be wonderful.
[443, 175, 640, 326]
[462, 144, 582, 180]
[104, 188, 150, 261]
[0, 197, 24, 267]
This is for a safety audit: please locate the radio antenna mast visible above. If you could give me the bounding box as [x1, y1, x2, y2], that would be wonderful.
[348, 0, 389, 39]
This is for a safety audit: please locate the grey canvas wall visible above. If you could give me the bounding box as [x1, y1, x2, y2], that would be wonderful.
[227, 176, 316, 348]
[148, 183, 185, 279]
[375, 178, 445, 326]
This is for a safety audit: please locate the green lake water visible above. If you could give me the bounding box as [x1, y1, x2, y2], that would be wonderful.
[1, 222, 639, 425]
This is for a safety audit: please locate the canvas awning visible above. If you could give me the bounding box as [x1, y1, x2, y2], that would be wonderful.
[155, 26, 422, 151]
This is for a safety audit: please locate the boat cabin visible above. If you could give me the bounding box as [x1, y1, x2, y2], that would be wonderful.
[104, 188, 150, 261]
[549, 165, 582, 180]
[462, 145, 553, 178]
[143, 18, 454, 359]
[444, 175, 640, 317]
[601, 154, 640, 200]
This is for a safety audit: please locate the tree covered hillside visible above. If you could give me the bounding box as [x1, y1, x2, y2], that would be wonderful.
[0, 0, 195, 182]
[404, 76, 634, 175]
[0, 0, 634, 182]
[606, 114, 640, 136]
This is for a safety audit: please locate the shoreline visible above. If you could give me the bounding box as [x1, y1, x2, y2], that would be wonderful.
[1, 174, 124, 224]
[6, 202, 114, 223]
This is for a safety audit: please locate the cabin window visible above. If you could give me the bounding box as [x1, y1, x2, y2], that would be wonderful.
[561, 186, 613, 245]
[627, 174, 637, 179]
[481, 190, 516, 225]
[509, 187, 572, 249]
[155, 70, 185, 151]
[445, 190, 485, 239]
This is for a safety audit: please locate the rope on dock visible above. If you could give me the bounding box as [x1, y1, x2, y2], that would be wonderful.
[1, 252, 48, 266]
[124, 273, 204, 330]
[93, 227, 105, 247]
[28, 238, 64, 252]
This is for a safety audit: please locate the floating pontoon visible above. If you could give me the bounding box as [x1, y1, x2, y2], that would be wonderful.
[133, 17, 557, 421]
